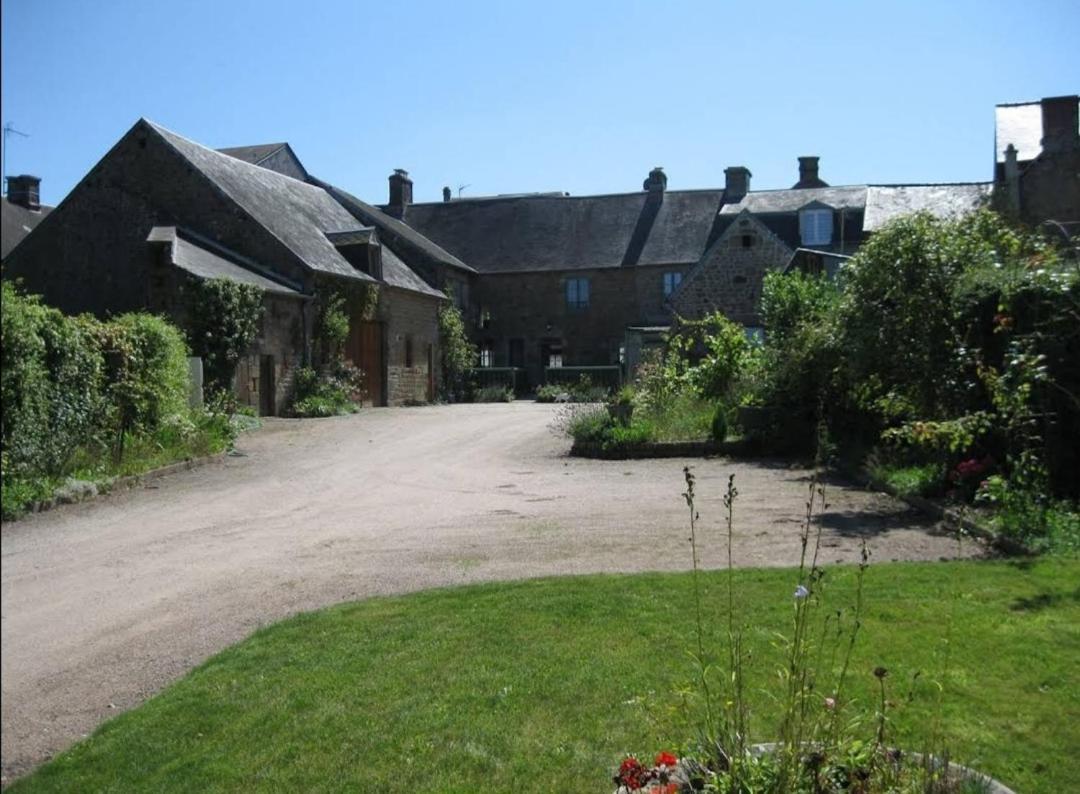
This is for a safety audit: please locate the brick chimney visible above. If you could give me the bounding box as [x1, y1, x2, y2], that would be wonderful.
[442, 186, 452, 202]
[724, 166, 751, 203]
[1040, 95, 1080, 154]
[643, 166, 667, 195]
[6, 174, 41, 210]
[387, 169, 413, 217]
[793, 156, 829, 189]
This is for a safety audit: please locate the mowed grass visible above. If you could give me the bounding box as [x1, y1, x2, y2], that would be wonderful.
[13, 559, 1079, 793]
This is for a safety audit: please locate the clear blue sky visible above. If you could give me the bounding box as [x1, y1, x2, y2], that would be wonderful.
[2, 0, 1078, 207]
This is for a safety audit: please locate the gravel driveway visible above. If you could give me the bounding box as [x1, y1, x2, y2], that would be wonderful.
[0, 402, 982, 783]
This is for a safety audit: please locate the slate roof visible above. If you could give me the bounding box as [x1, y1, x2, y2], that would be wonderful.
[863, 183, 991, 231]
[1, 199, 53, 259]
[719, 186, 868, 215]
[398, 189, 726, 273]
[147, 226, 303, 295]
[380, 246, 447, 298]
[217, 143, 290, 165]
[311, 177, 476, 275]
[144, 120, 375, 284]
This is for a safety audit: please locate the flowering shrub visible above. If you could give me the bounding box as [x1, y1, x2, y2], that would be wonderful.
[613, 752, 682, 793]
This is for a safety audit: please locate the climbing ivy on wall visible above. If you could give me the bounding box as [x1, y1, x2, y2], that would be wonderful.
[186, 277, 265, 395]
[313, 280, 379, 369]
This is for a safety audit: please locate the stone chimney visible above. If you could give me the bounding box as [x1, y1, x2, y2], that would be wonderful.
[6, 174, 41, 210]
[793, 156, 829, 189]
[442, 186, 452, 202]
[1002, 144, 1021, 217]
[387, 169, 413, 217]
[1040, 95, 1080, 154]
[724, 166, 751, 203]
[643, 166, 667, 195]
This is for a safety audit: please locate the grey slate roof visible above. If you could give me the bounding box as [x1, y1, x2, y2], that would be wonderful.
[145, 120, 375, 284]
[311, 177, 476, 275]
[1, 199, 53, 259]
[217, 143, 289, 165]
[380, 246, 447, 299]
[719, 186, 868, 215]
[147, 226, 302, 295]
[863, 184, 991, 231]
[398, 189, 726, 273]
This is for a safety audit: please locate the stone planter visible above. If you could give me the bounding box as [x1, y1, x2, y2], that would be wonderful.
[745, 743, 1016, 794]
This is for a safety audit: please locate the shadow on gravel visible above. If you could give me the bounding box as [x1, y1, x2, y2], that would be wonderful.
[817, 508, 950, 539]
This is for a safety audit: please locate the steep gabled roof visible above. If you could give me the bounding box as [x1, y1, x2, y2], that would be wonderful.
[719, 186, 868, 215]
[863, 183, 991, 231]
[311, 177, 475, 275]
[380, 246, 447, 299]
[145, 120, 374, 284]
[398, 189, 725, 273]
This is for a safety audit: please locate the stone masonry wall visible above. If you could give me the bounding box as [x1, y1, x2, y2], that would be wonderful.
[380, 287, 441, 405]
[669, 214, 792, 327]
[472, 263, 684, 387]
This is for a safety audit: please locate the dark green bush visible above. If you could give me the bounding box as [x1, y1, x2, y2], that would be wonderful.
[475, 385, 514, 403]
[186, 277, 264, 395]
[289, 367, 359, 418]
[710, 404, 728, 443]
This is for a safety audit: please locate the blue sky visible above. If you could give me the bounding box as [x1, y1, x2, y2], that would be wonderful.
[2, 0, 1078, 207]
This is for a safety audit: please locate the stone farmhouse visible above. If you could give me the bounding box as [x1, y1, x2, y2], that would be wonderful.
[3, 94, 1075, 411]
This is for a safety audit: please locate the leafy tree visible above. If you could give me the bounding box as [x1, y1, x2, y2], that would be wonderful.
[438, 301, 476, 402]
[186, 278, 264, 394]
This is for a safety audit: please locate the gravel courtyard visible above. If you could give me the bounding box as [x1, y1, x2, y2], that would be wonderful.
[0, 402, 983, 783]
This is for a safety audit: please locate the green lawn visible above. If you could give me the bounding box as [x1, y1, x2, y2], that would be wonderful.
[13, 560, 1079, 793]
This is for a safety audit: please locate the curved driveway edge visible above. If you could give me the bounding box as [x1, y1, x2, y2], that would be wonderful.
[1, 403, 983, 784]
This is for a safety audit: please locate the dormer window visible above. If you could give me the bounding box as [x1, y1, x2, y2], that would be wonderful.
[800, 208, 833, 246]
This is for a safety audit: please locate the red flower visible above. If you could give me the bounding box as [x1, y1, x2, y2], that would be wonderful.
[617, 757, 647, 790]
[647, 784, 679, 794]
[655, 751, 678, 768]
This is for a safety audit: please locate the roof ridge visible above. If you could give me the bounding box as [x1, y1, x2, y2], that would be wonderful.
[407, 187, 726, 206]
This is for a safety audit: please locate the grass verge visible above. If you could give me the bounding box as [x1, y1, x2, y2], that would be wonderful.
[11, 560, 1079, 793]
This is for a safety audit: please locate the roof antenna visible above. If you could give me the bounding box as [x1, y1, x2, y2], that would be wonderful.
[457, 183, 471, 198]
[2, 123, 30, 196]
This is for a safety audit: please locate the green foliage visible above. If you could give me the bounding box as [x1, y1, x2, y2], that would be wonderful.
[475, 384, 514, 402]
[535, 384, 562, 403]
[1, 282, 232, 519]
[668, 312, 752, 400]
[186, 278, 264, 395]
[98, 313, 190, 439]
[438, 302, 476, 402]
[710, 404, 728, 443]
[289, 367, 359, 418]
[869, 461, 947, 498]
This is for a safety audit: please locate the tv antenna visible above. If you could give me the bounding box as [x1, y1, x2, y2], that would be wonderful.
[457, 183, 471, 198]
[3, 123, 30, 196]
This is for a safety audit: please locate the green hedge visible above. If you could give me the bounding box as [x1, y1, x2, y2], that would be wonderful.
[2, 282, 197, 516]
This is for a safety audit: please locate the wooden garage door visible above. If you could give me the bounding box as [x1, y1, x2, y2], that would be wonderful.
[346, 320, 385, 407]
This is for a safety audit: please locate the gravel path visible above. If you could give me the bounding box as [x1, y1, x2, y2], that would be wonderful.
[0, 403, 983, 783]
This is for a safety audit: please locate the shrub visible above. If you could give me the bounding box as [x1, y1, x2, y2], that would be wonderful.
[535, 384, 562, 403]
[669, 312, 751, 401]
[186, 278, 264, 395]
[438, 302, 476, 402]
[475, 385, 514, 403]
[710, 404, 727, 443]
[869, 461, 946, 498]
[289, 367, 359, 418]
[98, 313, 190, 442]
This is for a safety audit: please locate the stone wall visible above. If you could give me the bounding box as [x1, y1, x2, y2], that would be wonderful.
[472, 263, 684, 387]
[1019, 148, 1080, 227]
[669, 213, 792, 326]
[379, 287, 441, 405]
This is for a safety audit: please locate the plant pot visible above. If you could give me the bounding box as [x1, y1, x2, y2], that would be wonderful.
[746, 743, 1017, 794]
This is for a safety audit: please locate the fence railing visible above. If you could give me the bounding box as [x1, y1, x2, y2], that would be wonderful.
[543, 365, 622, 391]
[471, 367, 527, 394]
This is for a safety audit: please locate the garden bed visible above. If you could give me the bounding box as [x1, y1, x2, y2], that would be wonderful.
[570, 437, 754, 459]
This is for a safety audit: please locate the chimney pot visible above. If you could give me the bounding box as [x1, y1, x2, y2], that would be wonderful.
[724, 166, 751, 202]
[442, 186, 452, 202]
[1040, 95, 1080, 154]
[794, 156, 828, 189]
[643, 166, 667, 194]
[6, 174, 41, 210]
[387, 168, 414, 217]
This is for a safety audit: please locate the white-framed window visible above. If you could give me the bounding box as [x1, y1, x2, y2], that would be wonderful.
[566, 277, 590, 310]
[800, 208, 833, 246]
[479, 344, 493, 368]
[663, 271, 683, 296]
